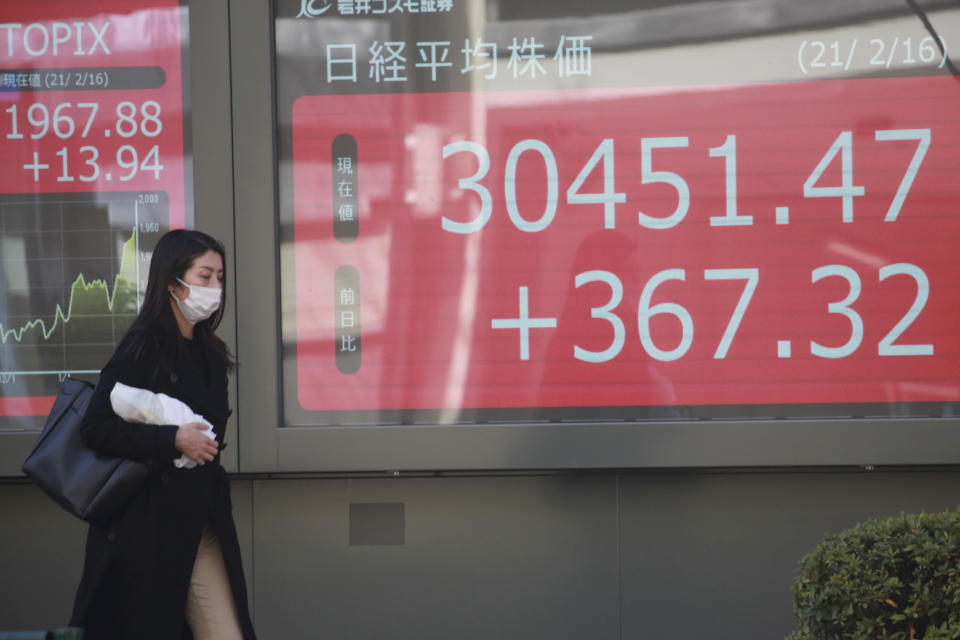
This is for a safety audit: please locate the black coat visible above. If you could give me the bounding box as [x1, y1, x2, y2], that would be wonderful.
[69, 332, 256, 640]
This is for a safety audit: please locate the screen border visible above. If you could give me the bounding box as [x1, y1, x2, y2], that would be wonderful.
[0, 0, 235, 477]
[231, 0, 960, 473]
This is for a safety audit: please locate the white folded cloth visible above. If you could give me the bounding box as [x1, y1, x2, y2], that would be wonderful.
[110, 382, 215, 469]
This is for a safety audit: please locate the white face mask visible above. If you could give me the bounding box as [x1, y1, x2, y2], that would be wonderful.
[170, 278, 221, 324]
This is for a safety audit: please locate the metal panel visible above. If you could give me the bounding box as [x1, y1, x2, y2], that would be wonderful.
[190, 0, 239, 471]
[230, 0, 281, 472]
[0, 436, 36, 479]
[251, 475, 619, 640]
[0, 480, 255, 634]
[275, 419, 960, 472]
[231, 0, 960, 473]
[230, 479, 256, 609]
[6, 470, 960, 638]
[191, 0, 239, 472]
[0, 483, 86, 630]
[619, 470, 960, 640]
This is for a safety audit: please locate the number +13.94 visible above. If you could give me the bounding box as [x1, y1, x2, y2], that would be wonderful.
[8, 100, 166, 183]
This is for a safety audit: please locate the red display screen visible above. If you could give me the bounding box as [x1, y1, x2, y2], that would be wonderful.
[0, 3, 187, 211]
[0, 0, 189, 422]
[291, 77, 960, 417]
[274, 0, 960, 425]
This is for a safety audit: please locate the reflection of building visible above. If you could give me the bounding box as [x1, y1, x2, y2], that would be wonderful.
[277, 0, 960, 95]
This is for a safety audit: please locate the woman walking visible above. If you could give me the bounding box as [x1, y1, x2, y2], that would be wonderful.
[70, 229, 256, 640]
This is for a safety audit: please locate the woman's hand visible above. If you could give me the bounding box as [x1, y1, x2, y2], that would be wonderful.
[174, 422, 218, 466]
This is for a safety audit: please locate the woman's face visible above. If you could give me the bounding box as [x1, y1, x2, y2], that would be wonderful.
[168, 249, 224, 300]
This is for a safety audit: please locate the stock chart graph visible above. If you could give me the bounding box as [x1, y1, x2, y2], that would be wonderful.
[0, 191, 167, 427]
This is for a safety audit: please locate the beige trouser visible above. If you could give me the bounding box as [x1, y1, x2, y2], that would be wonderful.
[185, 524, 243, 640]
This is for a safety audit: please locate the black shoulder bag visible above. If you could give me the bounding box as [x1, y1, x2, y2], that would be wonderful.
[22, 377, 149, 527]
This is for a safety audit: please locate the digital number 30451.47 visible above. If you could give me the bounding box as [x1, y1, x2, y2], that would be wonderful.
[443, 129, 930, 233]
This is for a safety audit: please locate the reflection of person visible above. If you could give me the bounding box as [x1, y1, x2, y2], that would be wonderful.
[70, 230, 256, 640]
[538, 230, 688, 418]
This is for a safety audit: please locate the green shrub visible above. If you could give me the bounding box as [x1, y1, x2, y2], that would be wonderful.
[788, 510, 960, 640]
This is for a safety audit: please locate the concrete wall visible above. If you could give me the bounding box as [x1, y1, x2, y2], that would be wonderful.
[3, 469, 959, 638]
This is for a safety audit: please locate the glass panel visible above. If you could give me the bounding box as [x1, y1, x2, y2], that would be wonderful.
[275, 0, 960, 425]
[0, 0, 193, 430]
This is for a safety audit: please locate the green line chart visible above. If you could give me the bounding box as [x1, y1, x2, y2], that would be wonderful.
[0, 191, 167, 421]
[1, 226, 140, 348]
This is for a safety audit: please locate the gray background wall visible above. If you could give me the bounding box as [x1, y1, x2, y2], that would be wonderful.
[3, 470, 960, 638]
[3, 1, 960, 638]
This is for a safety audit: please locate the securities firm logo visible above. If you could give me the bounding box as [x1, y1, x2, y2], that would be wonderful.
[297, 0, 333, 18]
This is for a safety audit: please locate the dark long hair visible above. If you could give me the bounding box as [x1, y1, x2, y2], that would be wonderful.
[118, 229, 235, 374]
